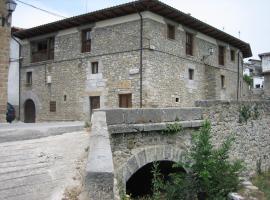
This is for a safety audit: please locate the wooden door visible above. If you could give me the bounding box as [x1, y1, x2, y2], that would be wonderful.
[24, 99, 36, 123]
[119, 94, 132, 108]
[90, 96, 100, 115]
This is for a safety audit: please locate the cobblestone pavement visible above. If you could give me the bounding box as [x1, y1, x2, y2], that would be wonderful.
[0, 131, 90, 200]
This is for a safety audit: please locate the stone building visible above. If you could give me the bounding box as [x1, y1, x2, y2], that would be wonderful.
[0, 0, 11, 122]
[13, 0, 252, 122]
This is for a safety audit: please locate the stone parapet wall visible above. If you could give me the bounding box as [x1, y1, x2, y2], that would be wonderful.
[0, 0, 10, 122]
[196, 100, 270, 175]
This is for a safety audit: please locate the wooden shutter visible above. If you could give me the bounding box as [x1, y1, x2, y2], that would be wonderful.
[119, 94, 132, 108]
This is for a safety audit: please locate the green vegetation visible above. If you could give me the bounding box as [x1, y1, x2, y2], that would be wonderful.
[252, 170, 270, 199]
[162, 123, 183, 135]
[128, 120, 244, 200]
[243, 74, 253, 86]
[239, 104, 260, 123]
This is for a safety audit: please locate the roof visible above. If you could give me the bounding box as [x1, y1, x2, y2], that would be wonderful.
[259, 52, 270, 59]
[13, 0, 252, 58]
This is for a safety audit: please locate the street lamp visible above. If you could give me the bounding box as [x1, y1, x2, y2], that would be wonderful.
[1, 0, 17, 27]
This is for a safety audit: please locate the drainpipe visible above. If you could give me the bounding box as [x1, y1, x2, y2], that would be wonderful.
[11, 35, 22, 120]
[138, 12, 143, 108]
[237, 51, 240, 101]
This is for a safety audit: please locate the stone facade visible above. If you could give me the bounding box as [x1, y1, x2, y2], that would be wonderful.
[19, 12, 246, 122]
[0, 0, 10, 122]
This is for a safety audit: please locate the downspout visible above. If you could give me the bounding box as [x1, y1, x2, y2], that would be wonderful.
[11, 35, 22, 120]
[138, 12, 143, 108]
[237, 51, 240, 101]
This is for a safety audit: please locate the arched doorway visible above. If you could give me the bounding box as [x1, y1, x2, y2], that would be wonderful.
[24, 99, 36, 123]
[126, 160, 186, 198]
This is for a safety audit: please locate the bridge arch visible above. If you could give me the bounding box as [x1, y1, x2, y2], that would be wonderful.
[116, 145, 189, 197]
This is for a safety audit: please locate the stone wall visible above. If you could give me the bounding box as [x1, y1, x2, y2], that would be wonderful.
[196, 100, 270, 176]
[0, 0, 10, 122]
[20, 12, 245, 121]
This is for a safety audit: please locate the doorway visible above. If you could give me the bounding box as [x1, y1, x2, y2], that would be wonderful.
[90, 96, 100, 117]
[24, 99, 36, 123]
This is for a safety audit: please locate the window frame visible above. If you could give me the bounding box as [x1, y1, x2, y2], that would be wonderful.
[221, 75, 225, 89]
[49, 101, 56, 112]
[91, 62, 99, 74]
[218, 45, 225, 66]
[230, 49, 235, 62]
[26, 71, 32, 85]
[186, 32, 193, 56]
[31, 37, 54, 63]
[167, 24, 175, 40]
[188, 68, 194, 80]
[81, 28, 92, 53]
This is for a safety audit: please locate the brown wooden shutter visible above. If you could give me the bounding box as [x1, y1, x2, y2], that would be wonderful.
[119, 94, 132, 108]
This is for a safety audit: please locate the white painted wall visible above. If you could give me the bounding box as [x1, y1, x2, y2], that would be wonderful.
[8, 38, 20, 106]
[262, 55, 270, 72]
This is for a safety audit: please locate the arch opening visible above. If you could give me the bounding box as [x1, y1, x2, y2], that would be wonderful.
[126, 160, 186, 198]
[24, 99, 36, 123]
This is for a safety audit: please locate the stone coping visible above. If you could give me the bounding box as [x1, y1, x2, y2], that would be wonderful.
[195, 100, 270, 107]
[97, 108, 203, 125]
[108, 120, 203, 134]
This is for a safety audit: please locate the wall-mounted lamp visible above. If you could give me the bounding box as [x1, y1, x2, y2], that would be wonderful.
[202, 47, 214, 62]
[1, 0, 17, 27]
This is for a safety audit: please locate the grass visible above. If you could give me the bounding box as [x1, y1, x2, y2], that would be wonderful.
[252, 170, 270, 199]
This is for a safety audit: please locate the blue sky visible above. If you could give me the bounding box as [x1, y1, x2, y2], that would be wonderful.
[12, 0, 270, 60]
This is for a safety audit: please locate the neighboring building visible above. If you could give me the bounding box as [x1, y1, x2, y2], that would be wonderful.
[8, 28, 21, 118]
[0, 0, 11, 122]
[13, 0, 252, 122]
[259, 52, 270, 98]
[243, 59, 264, 88]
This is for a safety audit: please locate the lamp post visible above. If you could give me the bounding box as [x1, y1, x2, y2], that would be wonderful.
[1, 0, 17, 27]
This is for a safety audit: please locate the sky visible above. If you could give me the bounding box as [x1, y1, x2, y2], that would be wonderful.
[12, 0, 270, 60]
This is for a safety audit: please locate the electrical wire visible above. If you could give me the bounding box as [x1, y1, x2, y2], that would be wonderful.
[15, 0, 67, 19]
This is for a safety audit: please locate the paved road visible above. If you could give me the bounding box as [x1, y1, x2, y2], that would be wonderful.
[0, 122, 84, 143]
[0, 131, 90, 200]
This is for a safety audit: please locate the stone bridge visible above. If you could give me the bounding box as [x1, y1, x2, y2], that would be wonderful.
[82, 101, 270, 200]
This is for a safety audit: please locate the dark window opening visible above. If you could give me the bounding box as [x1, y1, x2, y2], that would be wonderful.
[82, 29, 92, 53]
[176, 98, 179, 102]
[221, 75, 225, 89]
[26, 72, 32, 85]
[189, 68, 194, 80]
[64, 95, 67, 101]
[50, 101, 56, 112]
[167, 24, 175, 40]
[91, 62, 98, 74]
[230, 50, 235, 61]
[218, 46, 225, 66]
[126, 161, 186, 198]
[119, 94, 132, 108]
[31, 37, 54, 63]
[186, 32, 193, 56]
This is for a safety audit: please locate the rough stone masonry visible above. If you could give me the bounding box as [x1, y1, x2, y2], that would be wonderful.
[0, 0, 10, 122]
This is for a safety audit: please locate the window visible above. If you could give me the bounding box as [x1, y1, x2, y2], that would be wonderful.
[186, 32, 193, 56]
[167, 24, 175, 40]
[26, 72, 32, 85]
[119, 94, 132, 108]
[221, 75, 225, 89]
[91, 62, 98, 74]
[218, 46, 225, 65]
[31, 37, 54, 63]
[82, 29, 92, 53]
[230, 50, 235, 61]
[175, 98, 179, 103]
[188, 68, 194, 80]
[50, 101, 56, 112]
[64, 95, 67, 101]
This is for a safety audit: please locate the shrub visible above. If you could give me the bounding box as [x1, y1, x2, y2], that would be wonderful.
[162, 123, 183, 135]
[243, 74, 253, 86]
[162, 120, 244, 200]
